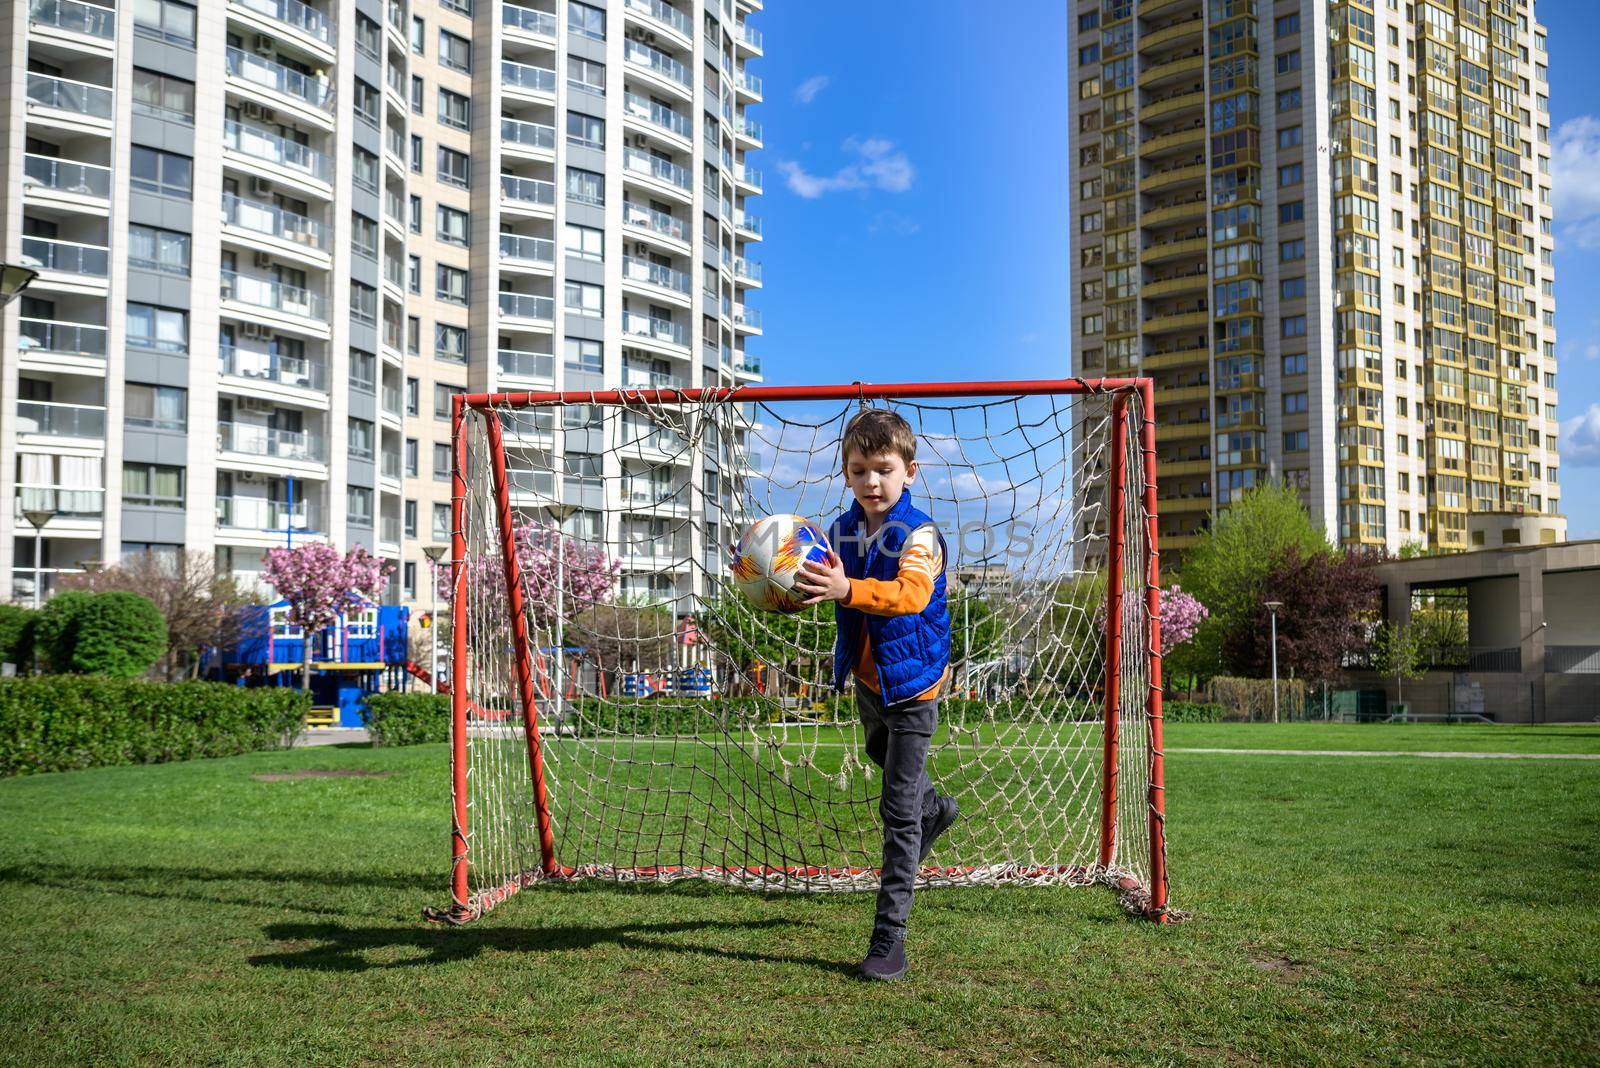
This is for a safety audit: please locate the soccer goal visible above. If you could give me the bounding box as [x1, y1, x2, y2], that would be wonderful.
[428, 378, 1175, 924]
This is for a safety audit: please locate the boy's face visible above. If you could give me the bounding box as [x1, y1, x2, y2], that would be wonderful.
[843, 448, 917, 523]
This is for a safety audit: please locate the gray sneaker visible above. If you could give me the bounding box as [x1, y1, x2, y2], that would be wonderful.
[919, 794, 960, 863]
[858, 932, 907, 982]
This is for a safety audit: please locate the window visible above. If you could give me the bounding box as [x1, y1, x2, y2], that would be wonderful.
[348, 418, 375, 461]
[564, 282, 603, 317]
[1078, 43, 1099, 66]
[126, 303, 187, 353]
[408, 195, 423, 233]
[406, 316, 421, 355]
[1282, 316, 1307, 338]
[1275, 51, 1301, 74]
[433, 444, 451, 481]
[1280, 276, 1306, 300]
[125, 384, 186, 430]
[351, 213, 378, 258]
[122, 462, 184, 507]
[405, 377, 420, 416]
[1275, 13, 1300, 36]
[1283, 430, 1309, 452]
[1282, 391, 1308, 414]
[565, 336, 603, 374]
[1282, 352, 1308, 376]
[1277, 87, 1301, 111]
[1079, 77, 1100, 101]
[441, 0, 471, 13]
[568, 1, 605, 40]
[1279, 201, 1304, 224]
[130, 146, 192, 198]
[437, 146, 470, 187]
[132, 69, 195, 122]
[1278, 126, 1302, 149]
[438, 29, 471, 72]
[1080, 212, 1102, 233]
[564, 224, 604, 261]
[1280, 238, 1305, 262]
[347, 487, 373, 525]
[566, 111, 604, 150]
[439, 88, 470, 130]
[353, 79, 379, 124]
[407, 254, 421, 294]
[436, 264, 469, 304]
[409, 134, 423, 174]
[1279, 163, 1303, 186]
[410, 14, 425, 53]
[436, 205, 470, 246]
[434, 383, 454, 418]
[404, 499, 418, 539]
[568, 56, 605, 96]
[436, 323, 468, 363]
[402, 560, 417, 598]
[566, 167, 604, 206]
[410, 75, 424, 114]
[404, 438, 419, 478]
[433, 502, 451, 536]
[134, 0, 196, 45]
[350, 349, 376, 392]
[353, 147, 379, 194]
[128, 225, 190, 275]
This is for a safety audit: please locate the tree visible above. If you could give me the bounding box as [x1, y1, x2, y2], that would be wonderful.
[263, 544, 390, 693]
[1221, 549, 1381, 684]
[1370, 620, 1427, 710]
[0, 605, 36, 670]
[1160, 585, 1207, 654]
[1178, 481, 1331, 682]
[59, 551, 258, 679]
[31, 591, 167, 677]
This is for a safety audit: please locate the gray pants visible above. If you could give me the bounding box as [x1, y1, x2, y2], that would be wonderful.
[857, 681, 941, 940]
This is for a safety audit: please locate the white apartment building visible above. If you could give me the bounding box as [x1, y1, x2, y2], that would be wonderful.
[0, 0, 764, 608]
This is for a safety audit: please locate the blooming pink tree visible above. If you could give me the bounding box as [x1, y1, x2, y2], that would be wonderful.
[433, 520, 619, 643]
[263, 543, 390, 692]
[1160, 584, 1208, 654]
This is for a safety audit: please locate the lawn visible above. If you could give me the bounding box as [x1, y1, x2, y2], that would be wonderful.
[1, 722, 1597, 1065]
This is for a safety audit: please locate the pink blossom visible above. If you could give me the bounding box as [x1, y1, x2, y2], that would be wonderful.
[262, 543, 391, 637]
[1159, 584, 1207, 653]
[432, 521, 619, 626]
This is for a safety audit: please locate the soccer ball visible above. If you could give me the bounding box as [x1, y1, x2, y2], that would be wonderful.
[730, 514, 833, 613]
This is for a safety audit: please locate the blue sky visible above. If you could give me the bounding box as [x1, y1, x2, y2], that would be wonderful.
[746, 1, 1600, 539]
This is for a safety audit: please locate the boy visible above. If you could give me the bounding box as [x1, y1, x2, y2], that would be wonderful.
[793, 408, 960, 982]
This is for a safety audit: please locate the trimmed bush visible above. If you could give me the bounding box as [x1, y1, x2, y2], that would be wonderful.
[0, 605, 36, 668]
[1163, 700, 1226, 723]
[31, 592, 168, 677]
[0, 677, 308, 777]
[32, 591, 94, 673]
[364, 692, 450, 747]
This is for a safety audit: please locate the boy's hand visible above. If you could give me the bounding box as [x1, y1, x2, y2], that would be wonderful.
[794, 552, 850, 605]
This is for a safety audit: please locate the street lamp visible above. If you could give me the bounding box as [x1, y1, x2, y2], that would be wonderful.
[1264, 600, 1283, 723]
[545, 504, 579, 721]
[422, 544, 447, 693]
[22, 508, 54, 609]
[0, 264, 39, 307]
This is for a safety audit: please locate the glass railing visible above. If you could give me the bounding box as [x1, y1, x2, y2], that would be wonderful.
[735, 211, 762, 236]
[624, 0, 692, 37]
[500, 173, 555, 205]
[624, 147, 691, 190]
[622, 311, 686, 346]
[624, 482, 684, 506]
[221, 193, 327, 250]
[380, 515, 400, 543]
[621, 368, 687, 390]
[23, 154, 111, 198]
[220, 270, 326, 320]
[738, 22, 762, 50]
[19, 317, 107, 358]
[218, 422, 328, 462]
[498, 292, 554, 320]
[507, 468, 556, 496]
[501, 411, 555, 440]
[499, 234, 555, 263]
[737, 116, 763, 142]
[737, 164, 763, 190]
[381, 385, 402, 416]
[624, 39, 691, 87]
[623, 92, 692, 138]
[16, 485, 104, 518]
[502, 1, 556, 36]
[232, 0, 334, 44]
[218, 345, 328, 391]
[223, 120, 332, 181]
[734, 357, 761, 376]
[20, 236, 108, 277]
[736, 70, 763, 97]
[501, 59, 556, 94]
[623, 201, 686, 241]
[734, 257, 762, 282]
[501, 116, 555, 150]
[26, 73, 112, 119]
[17, 400, 106, 439]
[225, 48, 333, 110]
[217, 495, 322, 531]
[733, 306, 762, 329]
[623, 256, 690, 294]
[29, 0, 115, 39]
[497, 348, 555, 380]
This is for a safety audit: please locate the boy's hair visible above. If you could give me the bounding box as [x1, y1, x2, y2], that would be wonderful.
[840, 408, 917, 466]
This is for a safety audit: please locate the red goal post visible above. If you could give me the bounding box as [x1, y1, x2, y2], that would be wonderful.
[432, 377, 1174, 924]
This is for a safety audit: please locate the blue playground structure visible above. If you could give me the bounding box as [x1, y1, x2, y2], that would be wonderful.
[203, 599, 412, 727]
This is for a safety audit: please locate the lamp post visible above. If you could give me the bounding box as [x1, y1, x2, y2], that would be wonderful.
[422, 543, 446, 692]
[22, 509, 54, 609]
[546, 504, 578, 719]
[0, 264, 39, 306]
[1264, 600, 1283, 723]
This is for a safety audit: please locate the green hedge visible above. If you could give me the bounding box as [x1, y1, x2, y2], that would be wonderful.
[32, 592, 167, 677]
[363, 692, 450, 747]
[0, 605, 35, 667]
[1162, 700, 1226, 723]
[0, 677, 308, 777]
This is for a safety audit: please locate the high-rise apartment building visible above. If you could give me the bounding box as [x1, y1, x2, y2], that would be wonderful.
[1069, 0, 1562, 555]
[0, 0, 764, 606]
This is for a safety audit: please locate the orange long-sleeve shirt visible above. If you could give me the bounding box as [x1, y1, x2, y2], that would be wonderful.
[843, 530, 949, 702]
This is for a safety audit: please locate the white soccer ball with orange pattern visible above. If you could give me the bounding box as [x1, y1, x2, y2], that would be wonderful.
[730, 514, 834, 613]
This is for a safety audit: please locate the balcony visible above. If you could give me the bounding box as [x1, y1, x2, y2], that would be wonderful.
[225, 47, 334, 115]
[22, 154, 111, 208]
[733, 305, 762, 332]
[19, 236, 108, 283]
[1142, 196, 1206, 229]
[735, 116, 763, 146]
[25, 73, 113, 124]
[498, 291, 555, 323]
[1140, 122, 1206, 159]
[736, 164, 762, 192]
[17, 400, 106, 442]
[623, 256, 690, 295]
[501, 174, 556, 210]
[16, 484, 104, 519]
[502, 2, 556, 39]
[624, 0, 693, 42]
[222, 193, 328, 254]
[624, 39, 691, 90]
[29, 0, 115, 43]
[1138, 14, 1202, 55]
[734, 257, 762, 285]
[735, 69, 763, 100]
[623, 482, 689, 511]
[623, 92, 692, 141]
[497, 348, 555, 383]
[230, 0, 335, 49]
[219, 345, 328, 392]
[735, 211, 763, 239]
[217, 495, 323, 534]
[621, 367, 687, 390]
[19, 317, 107, 369]
[623, 201, 688, 243]
[499, 234, 556, 269]
[501, 116, 556, 154]
[622, 311, 687, 347]
[500, 411, 554, 444]
[737, 21, 763, 54]
[1138, 52, 1205, 90]
[507, 468, 557, 500]
[624, 147, 692, 191]
[502, 60, 557, 97]
[223, 120, 333, 186]
[733, 357, 761, 378]
[1141, 160, 1207, 194]
[218, 422, 328, 463]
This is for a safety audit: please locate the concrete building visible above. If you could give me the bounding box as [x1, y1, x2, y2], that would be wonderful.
[0, 0, 764, 609]
[1068, 0, 1561, 557]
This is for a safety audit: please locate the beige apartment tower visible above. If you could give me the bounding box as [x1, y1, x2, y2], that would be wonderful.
[1068, 0, 1561, 555]
[0, 0, 764, 607]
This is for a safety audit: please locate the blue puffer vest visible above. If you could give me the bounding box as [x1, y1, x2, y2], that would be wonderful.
[829, 490, 951, 705]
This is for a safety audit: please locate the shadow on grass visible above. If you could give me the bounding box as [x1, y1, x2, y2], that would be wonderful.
[250, 916, 852, 975]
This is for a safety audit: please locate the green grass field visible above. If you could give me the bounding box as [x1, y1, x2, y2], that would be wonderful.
[2, 722, 1597, 1065]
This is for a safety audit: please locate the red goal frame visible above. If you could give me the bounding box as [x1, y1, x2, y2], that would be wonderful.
[436, 377, 1172, 923]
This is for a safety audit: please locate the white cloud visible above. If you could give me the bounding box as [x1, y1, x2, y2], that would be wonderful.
[793, 75, 830, 105]
[1552, 116, 1600, 250]
[868, 210, 921, 236]
[778, 137, 916, 199]
[1563, 403, 1600, 467]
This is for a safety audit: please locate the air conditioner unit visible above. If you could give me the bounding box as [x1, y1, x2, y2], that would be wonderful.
[239, 471, 267, 484]
[240, 397, 274, 413]
[252, 251, 273, 269]
[631, 134, 649, 148]
[252, 34, 274, 54]
[644, 32, 658, 46]
[249, 176, 273, 196]
[633, 242, 650, 256]
[242, 102, 267, 120]
[242, 322, 272, 340]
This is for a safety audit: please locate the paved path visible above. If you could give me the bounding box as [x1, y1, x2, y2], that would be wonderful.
[1168, 746, 1600, 761]
[294, 728, 370, 747]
